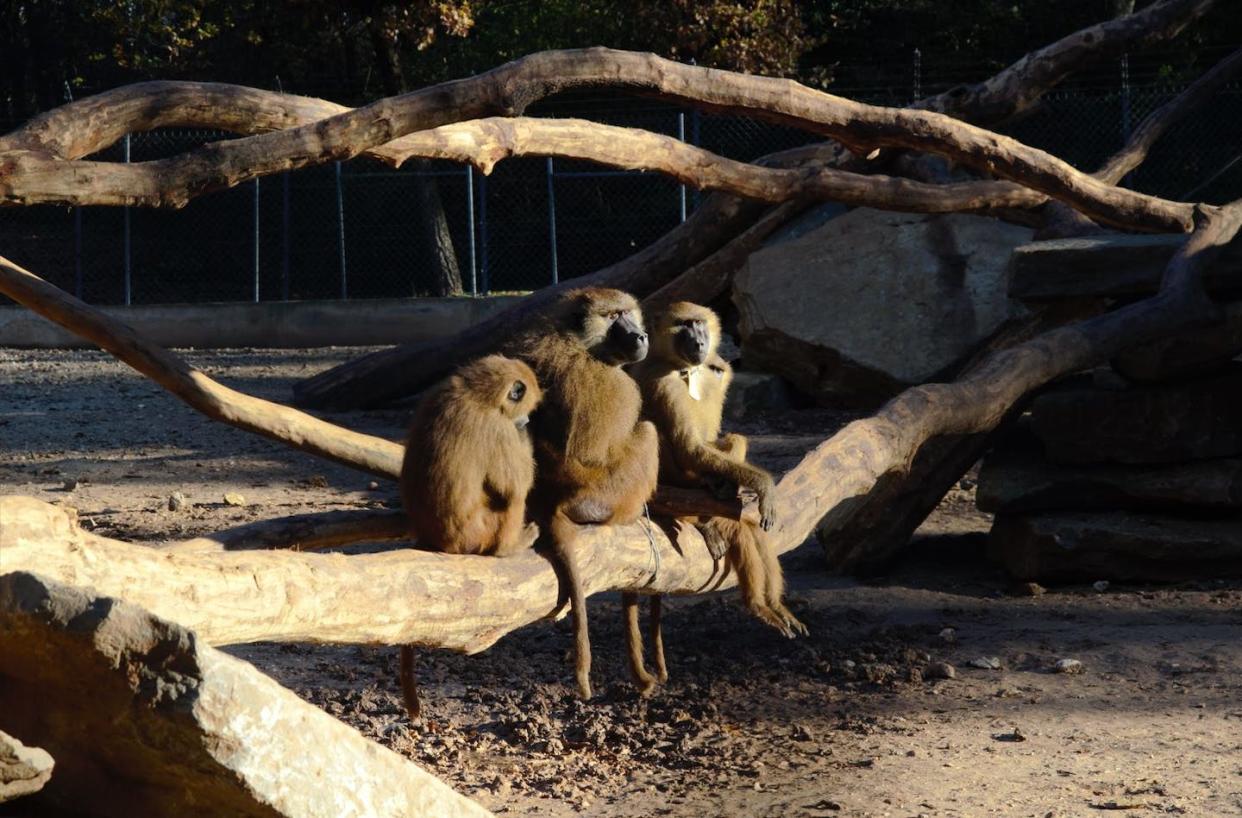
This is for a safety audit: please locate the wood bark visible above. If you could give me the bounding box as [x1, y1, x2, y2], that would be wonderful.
[294, 0, 1216, 410]
[3, 199, 1236, 651]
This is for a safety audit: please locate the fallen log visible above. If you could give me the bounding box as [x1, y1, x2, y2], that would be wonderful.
[0, 572, 491, 818]
[1114, 300, 1242, 382]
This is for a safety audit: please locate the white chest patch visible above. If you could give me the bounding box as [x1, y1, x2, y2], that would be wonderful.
[682, 366, 704, 401]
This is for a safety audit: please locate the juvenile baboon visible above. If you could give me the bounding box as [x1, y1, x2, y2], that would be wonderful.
[628, 302, 806, 692]
[397, 354, 543, 719]
[504, 287, 660, 699]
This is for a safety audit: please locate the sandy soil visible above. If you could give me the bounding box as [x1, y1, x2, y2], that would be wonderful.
[2, 347, 1241, 817]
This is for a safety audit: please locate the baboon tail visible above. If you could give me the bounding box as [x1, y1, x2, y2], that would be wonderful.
[551, 512, 593, 700]
[398, 644, 421, 722]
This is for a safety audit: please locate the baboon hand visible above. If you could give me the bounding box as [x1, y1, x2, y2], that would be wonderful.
[757, 487, 777, 532]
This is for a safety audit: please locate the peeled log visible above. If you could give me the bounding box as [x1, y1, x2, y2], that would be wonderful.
[0, 572, 491, 818]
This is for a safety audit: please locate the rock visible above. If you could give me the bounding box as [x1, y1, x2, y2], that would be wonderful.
[0, 730, 53, 804]
[791, 724, 814, 742]
[222, 491, 246, 507]
[938, 627, 957, 643]
[1029, 366, 1242, 464]
[1013, 582, 1047, 597]
[1114, 301, 1242, 383]
[1008, 234, 1242, 302]
[990, 512, 1242, 582]
[992, 727, 1026, 742]
[167, 491, 186, 512]
[1053, 659, 1084, 675]
[1092, 580, 1110, 593]
[60, 478, 78, 492]
[966, 657, 1002, 670]
[367, 481, 380, 491]
[0, 572, 490, 818]
[977, 448, 1242, 512]
[924, 662, 956, 680]
[723, 370, 793, 419]
[735, 209, 1031, 405]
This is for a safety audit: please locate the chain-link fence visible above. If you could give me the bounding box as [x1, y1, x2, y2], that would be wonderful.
[2, 76, 1240, 306]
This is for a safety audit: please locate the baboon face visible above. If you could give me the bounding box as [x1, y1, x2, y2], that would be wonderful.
[571, 288, 649, 366]
[659, 302, 720, 368]
[462, 355, 543, 429]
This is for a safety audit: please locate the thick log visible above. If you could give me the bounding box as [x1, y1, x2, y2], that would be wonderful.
[0, 50, 1197, 232]
[978, 449, 1242, 513]
[0, 572, 491, 818]
[1029, 365, 1242, 464]
[295, 0, 1215, 410]
[0, 730, 53, 805]
[1113, 300, 1242, 382]
[990, 512, 1242, 582]
[164, 508, 412, 553]
[0, 253, 406, 480]
[1009, 234, 1242, 302]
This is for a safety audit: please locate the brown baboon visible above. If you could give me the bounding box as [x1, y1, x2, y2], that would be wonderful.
[397, 354, 543, 720]
[628, 302, 806, 692]
[503, 287, 660, 700]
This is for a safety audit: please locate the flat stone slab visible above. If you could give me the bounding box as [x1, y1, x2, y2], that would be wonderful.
[0, 572, 491, 818]
[977, 450, 1242, 513]
[990, 512, 1242, 582]
[1029, 365, 1242, 464]
[0, 730, 53, 804]
[1009, 234, 1242, 302]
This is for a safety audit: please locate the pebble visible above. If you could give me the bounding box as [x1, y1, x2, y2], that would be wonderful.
[924, 662, 956, 680]
[1054, 658, 1084, 675]
[966, 657, 1002, 670]
[61, 478, 78, 491]
[1092, 580, 1110, 593]
[938, 628, 956, 643]
[223, 492, 246, 507]
[367, 481, 380, 491]
[1017, 582, 1047, 597]
[168, 491, 186, 512]
[792, 724, 814, 742]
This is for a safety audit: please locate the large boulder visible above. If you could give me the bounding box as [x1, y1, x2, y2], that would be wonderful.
[734, 208, 1032, 405]
[0, 572, 491, 818]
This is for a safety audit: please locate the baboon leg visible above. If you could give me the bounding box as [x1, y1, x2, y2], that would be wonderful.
[551, 512, 592, 699]
[623, 591, 658, 696]
[398, 645, 421, 722]
[758, 531, 808, 637]
[650, 593, 669, 684]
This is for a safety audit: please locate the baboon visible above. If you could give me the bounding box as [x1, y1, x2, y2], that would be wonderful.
[503, 287, 660, 700]
[397, 354, 543, 720]
[627, 302, 806, 692]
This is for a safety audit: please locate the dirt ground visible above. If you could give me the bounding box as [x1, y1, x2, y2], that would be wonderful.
[2, 347, 1241, 818]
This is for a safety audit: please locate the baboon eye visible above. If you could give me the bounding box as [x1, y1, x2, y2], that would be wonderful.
[508, 381, 526, 402]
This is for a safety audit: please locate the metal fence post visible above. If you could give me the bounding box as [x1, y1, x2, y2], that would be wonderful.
[546, 157, 559, 284]
[466, 165, 478, 296]
[73, 207, 83, 300]
[677, 112, 688, 222]
[335, 161, 347, 299]
[1120, 53, 1132, 141]
[478, 172, 490, 294]
[281, 174, 291, 301]
[123, 133, 132, 305]
[252, 178, 261, 302]
[691, 108, 702, 211]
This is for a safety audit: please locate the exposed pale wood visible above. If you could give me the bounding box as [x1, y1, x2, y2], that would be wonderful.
[164, 508, 412, 553]
[0, 253, 405, 480]
[0, 572, 492, 818]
